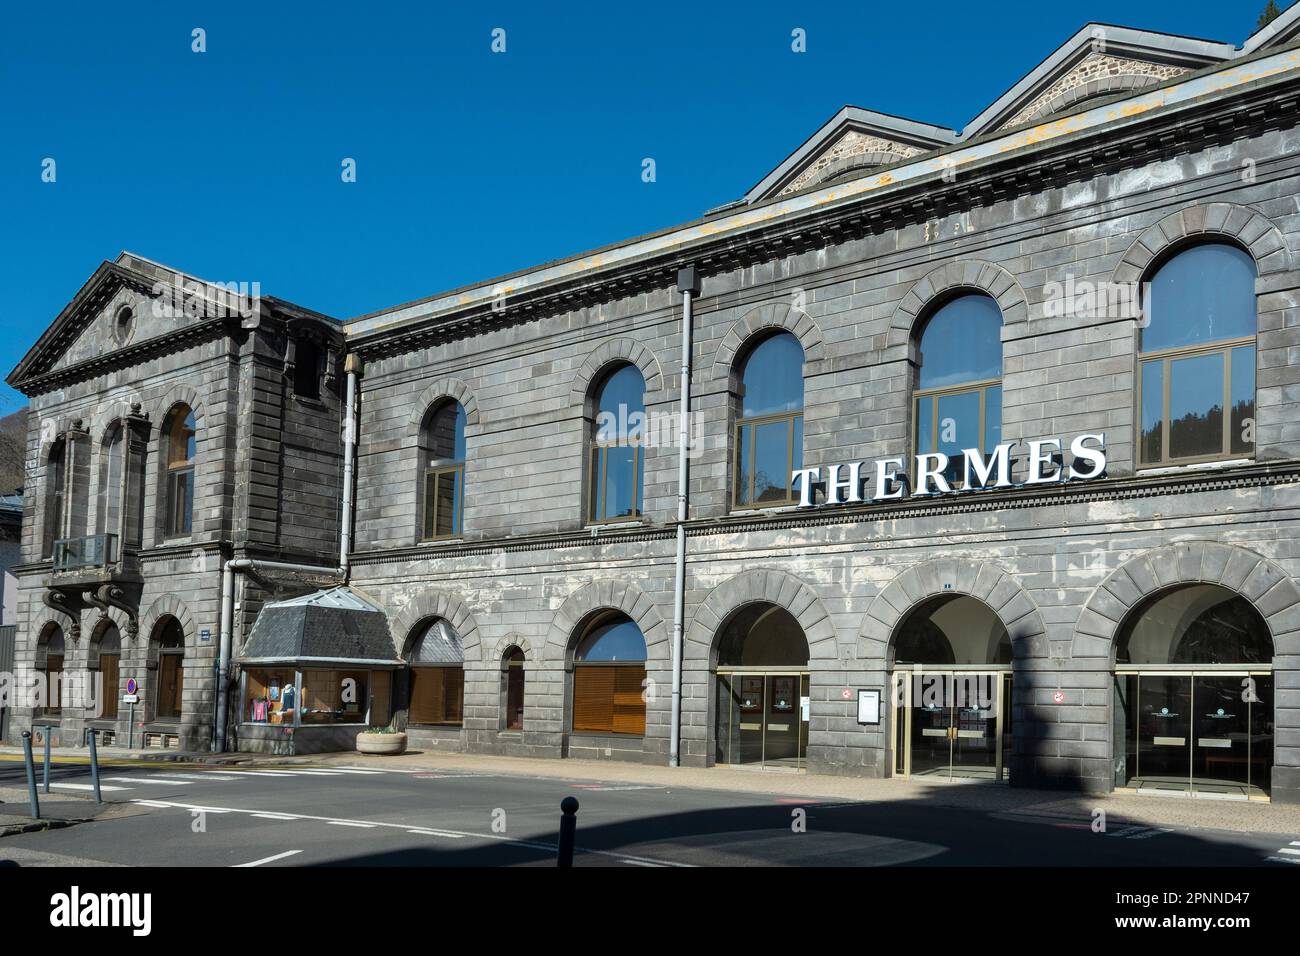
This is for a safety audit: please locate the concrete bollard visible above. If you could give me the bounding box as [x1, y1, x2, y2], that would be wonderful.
[557, 796, 579, 867]
[21, 732, 40, 820]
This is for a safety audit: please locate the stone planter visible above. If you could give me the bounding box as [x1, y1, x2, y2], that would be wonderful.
[355, 731, 407, 755]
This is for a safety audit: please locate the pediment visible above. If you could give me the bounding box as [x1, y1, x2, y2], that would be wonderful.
[744, 107, 956, 204]
[962, 24, 1233, 138]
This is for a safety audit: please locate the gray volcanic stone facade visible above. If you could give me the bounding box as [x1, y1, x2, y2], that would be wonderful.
[7, 22, 1300, 801]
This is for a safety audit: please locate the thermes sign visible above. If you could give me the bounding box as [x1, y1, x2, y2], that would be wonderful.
[793, 433, 1107, 507]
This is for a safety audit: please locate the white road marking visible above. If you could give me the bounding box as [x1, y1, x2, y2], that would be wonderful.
[253, 813, 298, 821]
[130, 799, 694, 866]
[213, 770, 303, 777]
[406, 829, 466, 839]
[334, 765, 425, 773]
[104, 776, 189, 786]
[234, 850, 302, 868]
[1278, 847, 1300, 856]
[622, 859, 664, 867]
[1267, 855, 1300, 865]
[50, 783, 130, 792]
[308, 768, 383, 775]
[327, 820, 376, 829]
[1290, 840, 1300, 846]
[142, 773, 240, 782]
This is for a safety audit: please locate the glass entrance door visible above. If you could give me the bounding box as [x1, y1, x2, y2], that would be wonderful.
[1116, 672, 1273, 798]
[894, 670, 1007, 781]
[715, 672, 809, 769]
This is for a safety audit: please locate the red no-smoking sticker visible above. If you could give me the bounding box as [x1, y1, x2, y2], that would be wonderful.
[841, 688, 853, 700]
[1053, 691, 1065, 704]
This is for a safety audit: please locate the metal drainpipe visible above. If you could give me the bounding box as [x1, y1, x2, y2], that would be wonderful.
[212, 361, 360, 752]
[669, 266, 699, 768]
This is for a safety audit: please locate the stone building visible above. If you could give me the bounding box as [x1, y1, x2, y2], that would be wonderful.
[7, 16, 1300, 801]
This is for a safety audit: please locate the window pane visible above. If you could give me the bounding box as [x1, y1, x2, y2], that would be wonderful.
[575, 615, 647, 662]
[1144, 243, 1257, 353]
[753, 419, 792, 503]
[916, 395, 934, 454]
[1168, 351, 1225, 460]
[791, 415, 802, 475]
[740, 333, 804, 417]
[917, 294, 1003, 389]
[736, 424, 753, 506]
[434, 469, 460, 536]
[936, 389, 981, 485]
[424, 402, 466, 463]
[595, 364, 646, 436]
[1140, 360, 1164, 465]
[601, 444, 637, 519]
[589, 446, 603, 519]
[301, 669, 369, 724]
[983, 385, 1002, 451]
[1230, 345, 1256, 456]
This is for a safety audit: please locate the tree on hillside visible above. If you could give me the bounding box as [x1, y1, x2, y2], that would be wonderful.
[1259, 1, 1283, 30]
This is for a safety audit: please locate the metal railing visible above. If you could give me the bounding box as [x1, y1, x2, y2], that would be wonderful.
[52, 533, 118, 572]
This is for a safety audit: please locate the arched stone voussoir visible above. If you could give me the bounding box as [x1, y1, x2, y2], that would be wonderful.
[544, 579, 668, 664]
[390, 587, 483, 659]
[1070, 541, 1300, 660]
[570, 337, 667, 407]
[709, 301, 825, 384]
[687, 568, 839, 667]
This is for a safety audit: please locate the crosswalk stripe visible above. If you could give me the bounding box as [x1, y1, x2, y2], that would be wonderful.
[208, 770, 301, 777]
[326, 820, 376, 828]
[1278, 847, 1300, 856]
[104, 777, 189, 786]
[234, 850, 302, 868]
[308, 769, 382, 775]
[406, 829, 466, 839]
[253, 813, 298, 821]
[50, 782, 130, 792]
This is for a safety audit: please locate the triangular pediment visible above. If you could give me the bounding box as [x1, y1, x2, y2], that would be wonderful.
[744, 107, 956, 204]
[963, 23, 1233, 137]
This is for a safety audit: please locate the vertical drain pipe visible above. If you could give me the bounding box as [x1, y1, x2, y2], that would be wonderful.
[670, 265, 699, 768]
[213, 359, 361, 753]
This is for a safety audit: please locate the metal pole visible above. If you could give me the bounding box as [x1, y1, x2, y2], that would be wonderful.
[128, 701, 135, 749]
[670, 265, 699, 768]
[21, 731, 39, 820]
[42, 729, 50, 793]
[86, 728, 102, 803]
[557, 796, 579, 867]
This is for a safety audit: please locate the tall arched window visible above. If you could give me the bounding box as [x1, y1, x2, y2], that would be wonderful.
[1138, 242, 1257, 467]
[97, 422, 125, 539]
[734, 332, 804, 508]
[162, 405, 196, 538]
[403, 619, 464, 726]
[913, 293, 1003, 487]
[571, 613, 647, 735]
[153, 618, 185, 720]
[502, 646, 525, 731]
[589, 364, 645, 522]
[93, 624, 121, 721]
[43, 438, 66, 557]
[39, 625, 65, 716]
[419, 401, 466, 540]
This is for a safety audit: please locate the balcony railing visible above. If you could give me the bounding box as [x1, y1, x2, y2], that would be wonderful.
[52, 534, 118, 573]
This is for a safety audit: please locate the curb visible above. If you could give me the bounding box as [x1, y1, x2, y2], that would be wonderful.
[1, 818, 87, 838]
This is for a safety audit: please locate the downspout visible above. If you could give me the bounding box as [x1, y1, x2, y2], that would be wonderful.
[212, 356, 360, 752]
[669, 266, 699, 767]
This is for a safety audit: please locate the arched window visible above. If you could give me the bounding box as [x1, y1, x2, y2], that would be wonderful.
[43, 438, 66, 557]
[734, 332, 804, 508]
[97, 422, 125, 539]
[419, 401, 466, 539]
[1138, 242, 1257, 467]
[152, 618, 185, 720]
[572, 613, 646, 735]
[93, 625, 121, 721]
[589, 364, 645, 522]
[162, 406, 196, 538]
[403, 619, 464, 726]
[502, 647, 525, 731]
[893, 594, 1012, 666]
[913, 294, 1003, 488]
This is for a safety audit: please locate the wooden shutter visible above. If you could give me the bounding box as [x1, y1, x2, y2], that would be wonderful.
[613, 666, 647, 735]
[409, 668, 445, 725]
[573, 667, 614, 732]
[100, 655, 119, 719]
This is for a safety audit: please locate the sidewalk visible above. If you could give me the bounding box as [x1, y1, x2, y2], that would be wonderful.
[3, 744, 1299, 836]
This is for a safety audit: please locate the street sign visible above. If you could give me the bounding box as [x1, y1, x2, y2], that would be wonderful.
[125, 678, 138, 695]
[123, 694, 139, 704]
[200, 629, 211, 642]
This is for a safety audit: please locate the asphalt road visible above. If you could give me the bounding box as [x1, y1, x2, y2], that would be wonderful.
[2, 760, 1298, 867]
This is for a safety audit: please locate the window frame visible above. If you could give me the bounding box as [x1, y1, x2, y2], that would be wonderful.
[44, 438, 66, 558]
[419, 401, 466, 542]
[162, 407, 196, 540]
[1136, 334, 1256, 469]
[570, 613, 648, 737]
[911, 375, 1002, 480]
[732, 409, 804, 510]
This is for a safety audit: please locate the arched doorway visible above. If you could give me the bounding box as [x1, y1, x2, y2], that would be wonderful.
[1113, 584, 1274, 799]
[890, 594, 1012, 782]
[151, 618, 184, 722]
[714, 603, 810, 770]
[92, 624, 121, 722]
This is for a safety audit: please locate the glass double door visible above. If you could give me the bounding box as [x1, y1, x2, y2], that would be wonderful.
[893, 670, 1010, 781]
[1116, 672, 1273, 798]
[715, 672, 809, 769]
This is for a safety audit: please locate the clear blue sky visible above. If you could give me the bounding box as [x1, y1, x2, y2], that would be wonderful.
[0, 1, 1285, 413]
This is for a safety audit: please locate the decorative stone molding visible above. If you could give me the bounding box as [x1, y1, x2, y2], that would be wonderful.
[889, 260, 1027, 350]
[389, 587, 482, 662]
[858, 558, 1050, 662]
[1111, 202, 1294, 286]
[545, 579, 668, 665]
[408, 378, 481, 434]
[570, 337, 666, 409]
[686, 568, 838, 666]
[1071, 542, 1300, 660]
[710, 301, 826, 384]
[490, 634, 534, 664]
[1001, 53, 1188, 130]
[139, 594, 196, 647]
[780, 130, 922, 195]
[85, 609, 130, 668]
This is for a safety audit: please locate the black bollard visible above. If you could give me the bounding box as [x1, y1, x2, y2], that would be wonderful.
[557, 796, 579, 867]
[21, 732, 40, 820]
[42, 729, 51, 794]
[86, 729, 102, 804]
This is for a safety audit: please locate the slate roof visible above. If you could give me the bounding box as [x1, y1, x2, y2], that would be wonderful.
[238, 587, 402, 665]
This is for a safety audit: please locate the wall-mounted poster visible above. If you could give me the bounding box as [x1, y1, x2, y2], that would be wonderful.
[857, 689, 881, 725]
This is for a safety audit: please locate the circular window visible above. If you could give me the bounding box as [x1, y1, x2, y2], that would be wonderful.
[113, 305, 135, 344]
